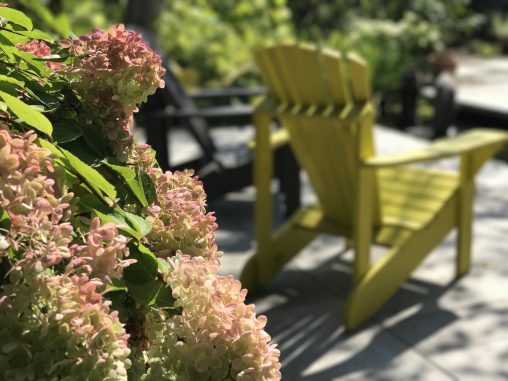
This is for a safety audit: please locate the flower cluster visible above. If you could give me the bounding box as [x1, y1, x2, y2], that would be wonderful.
[145, 168, 219, 261]
[62, 24, 165, 160]
[66, 217, 133, 283]
[0, 275, 131, 380]
[0, 127, 133, 379]
[127, 144, 282, 379]
[0, 127, 73, 280]
[0, 128, 132, 282]
[17, 40, 62, 70]
[143, 253, 281, 381]
[127, 141, 282, 379]
[1, 13, 282, 379]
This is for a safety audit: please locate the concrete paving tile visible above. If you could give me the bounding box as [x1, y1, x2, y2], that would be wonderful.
[425, 337, 508, 381]
[383, 296, 508, 346]
[379, 297, 508, 381]
[257, 292, 451, 381]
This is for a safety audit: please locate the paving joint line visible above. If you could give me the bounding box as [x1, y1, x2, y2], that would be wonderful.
[382, 326, 461, 381]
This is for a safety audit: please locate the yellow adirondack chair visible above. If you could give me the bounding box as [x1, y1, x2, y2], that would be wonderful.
[240, 43, 508, 330]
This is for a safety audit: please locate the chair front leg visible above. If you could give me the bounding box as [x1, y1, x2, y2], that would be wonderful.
[457, 154, 475, 276]
[353, 166, 374, 284]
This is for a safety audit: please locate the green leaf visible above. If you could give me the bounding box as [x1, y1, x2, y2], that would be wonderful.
[0, 207, 10, 230]
[74, 192, 103, 214]
[12, 50, 52, 76]
[80, 125, 111, 158]
[60, 138, 101, 165]
[123, 242, 158, 284]
[59, 147, 116, 204]
[125, 279, 162, 306]
[87, 202, 147, 240]
[26, 88, 60, 110]
[105, 162, 148, 207]
[105, 162, 136, 181]
[106, 278, 128, 292]
[123, 211, 153, 237]
[24, 29, 54, 42]
[0, 30, 30, 45]
[93, 207, 142, 240]
[0, 8, 33, 31]
[140, 171, 157, 205]
[33, 54, 69, 63]
[0, 74, 24, 95]
[0, 31, 15, 47]
[104, 289, 129, 323]
[0, 75, 23, 87]
[52, 121, 82, 143]
[0, 90, 52, 135]
[153, 285, 176, 308]
[37, 138, 63, 158]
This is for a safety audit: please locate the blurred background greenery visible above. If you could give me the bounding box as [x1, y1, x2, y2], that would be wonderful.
[8, 0, 508, 124]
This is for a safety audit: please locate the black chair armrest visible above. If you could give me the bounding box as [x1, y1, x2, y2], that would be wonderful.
[142, 105, 253, 120]
[188, 87, 266, 100]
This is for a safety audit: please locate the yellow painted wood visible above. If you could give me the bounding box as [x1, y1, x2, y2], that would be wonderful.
[321, 48, 351, 106]
[364, 129, 508, 168]
[345, 194, 457, 330]
[247, 127, 289, 150]
[241, 210, 319, 289]
[347, 53, 371, 102]
[353, 166, 374, 283]
[456, 154, 474, 276]
[243, 43, 508, 329]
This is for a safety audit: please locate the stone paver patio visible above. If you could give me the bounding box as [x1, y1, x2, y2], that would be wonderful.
[205, 126, 508, 381]
[457, 56, 508, 118]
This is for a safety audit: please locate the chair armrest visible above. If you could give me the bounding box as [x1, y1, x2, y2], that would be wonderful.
[143, 105, 253, 120]
[248, 128, 289, 150]
[363, 129, 508, 168]
[188, 86, 266, 99]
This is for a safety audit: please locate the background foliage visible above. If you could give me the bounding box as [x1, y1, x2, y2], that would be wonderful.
[10, 0, 506, 106]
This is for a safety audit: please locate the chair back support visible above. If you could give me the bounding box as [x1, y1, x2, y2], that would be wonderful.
[255, 44, 377, 226]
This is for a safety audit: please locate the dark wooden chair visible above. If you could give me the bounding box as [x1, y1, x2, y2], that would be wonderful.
[135, 44, 301, 215]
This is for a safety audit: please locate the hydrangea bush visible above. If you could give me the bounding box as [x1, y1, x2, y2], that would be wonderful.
[0, 7, 281, 381]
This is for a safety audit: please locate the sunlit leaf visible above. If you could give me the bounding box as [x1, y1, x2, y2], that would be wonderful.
[105, 162, 148, 207]
[0, 30, 30, 45]
[37, 138, 63, 158]
[0, 8, 33, 31]
[59, 147, 117, 204]
[12, 50, 52, 76]
[123, 211, 152, 237]
[0, 90, 52, 135]
[0, 74, 24, 95]
[24, 29, 54, 42]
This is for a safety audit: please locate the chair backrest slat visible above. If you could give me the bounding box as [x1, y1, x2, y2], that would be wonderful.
[255, 44, 377, 225]
[348, 53, 371, 102]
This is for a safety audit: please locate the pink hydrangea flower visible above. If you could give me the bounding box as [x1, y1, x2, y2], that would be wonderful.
[61, 25, 165, 160]
[144, 253, 281, 380]
[17, 40, 62, 70]
[66, 217, 134, 282]
[0, 274, 131, 379]
[0, 127, 74, 279]
[145, 168, 220, 262]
